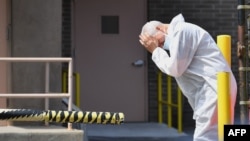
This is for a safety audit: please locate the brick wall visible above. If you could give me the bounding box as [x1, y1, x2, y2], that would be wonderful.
[147, 0, 239, 129]
[62, 0, 72, 70]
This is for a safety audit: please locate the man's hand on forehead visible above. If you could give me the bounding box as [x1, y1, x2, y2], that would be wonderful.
[139, 33, 155, 45]
[139, 33, 158, 53]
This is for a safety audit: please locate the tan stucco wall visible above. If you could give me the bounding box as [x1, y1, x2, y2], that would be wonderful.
[9, 0, 62, 126]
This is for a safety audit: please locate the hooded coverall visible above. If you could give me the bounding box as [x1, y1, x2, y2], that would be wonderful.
[151, 14, 237, 141]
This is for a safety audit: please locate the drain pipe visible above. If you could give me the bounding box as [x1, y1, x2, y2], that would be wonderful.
[237, 0, 249, 124]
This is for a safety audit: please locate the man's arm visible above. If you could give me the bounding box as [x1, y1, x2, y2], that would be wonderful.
[152, 25, 198, 77]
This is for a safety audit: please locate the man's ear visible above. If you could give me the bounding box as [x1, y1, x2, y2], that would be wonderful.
[156, 25, 165, 33]
[156, 26, 162, 31]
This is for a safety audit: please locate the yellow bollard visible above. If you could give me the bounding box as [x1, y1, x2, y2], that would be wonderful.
[217, 35, 231, 66]
[217, 72, 231, 141]
[217, 35, 231, 141]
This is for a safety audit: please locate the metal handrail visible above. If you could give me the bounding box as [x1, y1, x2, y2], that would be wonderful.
[0, 93, 70, 98]
[157, 71, 183, 133]
[0, 57, 73, 130]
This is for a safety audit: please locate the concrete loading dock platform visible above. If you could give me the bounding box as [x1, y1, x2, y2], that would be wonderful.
[0, 125, 83, 141]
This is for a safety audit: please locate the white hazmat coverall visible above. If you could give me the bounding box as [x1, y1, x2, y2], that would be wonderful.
[151, 14, 237, 141]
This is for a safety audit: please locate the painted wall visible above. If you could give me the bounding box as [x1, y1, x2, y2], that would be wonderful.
[0, 0, 9, 126]
[9, 0, 63, 125]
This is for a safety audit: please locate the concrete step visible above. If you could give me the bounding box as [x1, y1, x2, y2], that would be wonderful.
[0, 125, 84, 141]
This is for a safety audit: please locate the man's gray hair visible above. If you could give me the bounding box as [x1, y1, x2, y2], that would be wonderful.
[141, 20, 163, 36]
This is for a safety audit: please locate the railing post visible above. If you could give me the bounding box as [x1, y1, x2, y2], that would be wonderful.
[74, 73, 80, 107]
[158, 71, 163, 123]
[62, 71, 67, 93]
[177, 87, 182, 133]
[167, 75, 172, 128]
[67, 59, 73, 130]
[45, 62, 50, 126]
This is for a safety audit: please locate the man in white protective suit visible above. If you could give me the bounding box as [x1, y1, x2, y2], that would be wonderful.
[139, 13, 237, 141]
